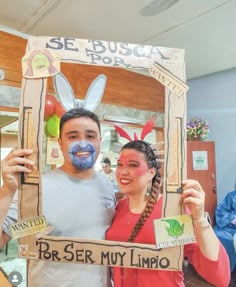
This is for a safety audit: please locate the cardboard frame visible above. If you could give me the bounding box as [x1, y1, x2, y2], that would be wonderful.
[17, 36, 188, 270]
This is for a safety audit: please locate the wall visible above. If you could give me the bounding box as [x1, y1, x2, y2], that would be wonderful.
[0, 30, 26, 88]
[1, 133, 17, 148]
[0, 30, 165, 112]
[187, 67, 236, 202]
[0, 30, 165, 126]
[0, 30, 166, 177]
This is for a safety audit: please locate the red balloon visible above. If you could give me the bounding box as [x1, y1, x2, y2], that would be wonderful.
[55, 101, 66, 118]
[44, 94, 58, 119]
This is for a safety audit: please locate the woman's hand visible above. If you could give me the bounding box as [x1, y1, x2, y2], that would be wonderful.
[181, 179, 205, 221]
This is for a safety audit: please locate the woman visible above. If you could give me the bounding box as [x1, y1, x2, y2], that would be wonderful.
[106, 140, 230, 287]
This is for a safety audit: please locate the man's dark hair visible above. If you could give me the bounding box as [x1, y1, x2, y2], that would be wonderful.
[59, 108, 101, 137]
[101, 157, 111, 165]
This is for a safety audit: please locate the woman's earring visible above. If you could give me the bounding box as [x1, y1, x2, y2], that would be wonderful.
[146, 185, 152, 198]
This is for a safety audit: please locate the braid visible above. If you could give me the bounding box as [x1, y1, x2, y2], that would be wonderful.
[122, 140, 161, 243]
[128, 180, 158, 242]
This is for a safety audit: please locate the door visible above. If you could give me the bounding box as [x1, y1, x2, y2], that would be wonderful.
[187, 141, 217, 225]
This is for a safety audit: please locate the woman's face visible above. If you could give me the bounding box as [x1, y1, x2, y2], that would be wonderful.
[116, 148, 156, 196]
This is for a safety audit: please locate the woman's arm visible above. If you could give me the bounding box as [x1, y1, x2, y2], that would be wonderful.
[185, 242, 230, 287]
[182, 179, 231, 287]
[181, 179, 220, 260]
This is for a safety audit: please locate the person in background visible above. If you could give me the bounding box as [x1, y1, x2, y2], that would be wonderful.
[213, 190, 236, 273]
[101, 157, 123, 200]
[101, 157, 117, 184]
[0, 108, 116, 287]
[106, 140, 230, 287]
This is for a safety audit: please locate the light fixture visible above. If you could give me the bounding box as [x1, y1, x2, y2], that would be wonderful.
[101, 130, 123, 153]
[103, 114, 143, 124]
[140, 0, 179, 16]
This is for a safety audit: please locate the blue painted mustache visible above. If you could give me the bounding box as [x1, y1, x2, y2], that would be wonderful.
[69, 141, 96, 169]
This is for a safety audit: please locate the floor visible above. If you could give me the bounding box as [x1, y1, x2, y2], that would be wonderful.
[183, 261, 236, 287]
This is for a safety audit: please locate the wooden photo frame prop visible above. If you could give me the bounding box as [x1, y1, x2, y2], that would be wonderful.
[17, 36, 188, 271]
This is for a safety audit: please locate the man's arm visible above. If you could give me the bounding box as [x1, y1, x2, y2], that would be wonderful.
[0, 232, 10, 249]
[0, 148, 35, 248]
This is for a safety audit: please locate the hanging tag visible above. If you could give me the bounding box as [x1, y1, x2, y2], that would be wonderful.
[153, 214, 196, 249]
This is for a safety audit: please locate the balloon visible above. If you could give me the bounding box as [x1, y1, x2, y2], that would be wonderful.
[55, 101, 66, 118]
[44, 126, 51, 138]
[44, 94, 58, 119]
[46, 115, 60, 138]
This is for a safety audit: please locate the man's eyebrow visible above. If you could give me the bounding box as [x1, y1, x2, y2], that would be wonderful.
[85, 129, 97, 134]
[64, 130, 98, 136]
[65, 130, 78, 135]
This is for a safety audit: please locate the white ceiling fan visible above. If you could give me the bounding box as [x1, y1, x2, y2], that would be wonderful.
[140, 0, 180, 16]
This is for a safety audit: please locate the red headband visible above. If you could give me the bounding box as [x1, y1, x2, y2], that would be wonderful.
[114, 117, 156, 141]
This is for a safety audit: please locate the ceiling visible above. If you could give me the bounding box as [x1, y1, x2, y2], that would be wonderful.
[0, 0, 235, 80]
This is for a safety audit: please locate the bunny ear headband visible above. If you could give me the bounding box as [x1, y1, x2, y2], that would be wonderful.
[114, 117, 164, 166]
[53, 72, 107, 112]
[114, 117, 156, 141]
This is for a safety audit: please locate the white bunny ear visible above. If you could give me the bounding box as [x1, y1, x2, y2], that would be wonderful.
[53, 72, 75, 111]
[76, 74, 107, 112]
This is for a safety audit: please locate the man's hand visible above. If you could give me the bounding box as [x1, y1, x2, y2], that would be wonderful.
[1, 148, 35, 194]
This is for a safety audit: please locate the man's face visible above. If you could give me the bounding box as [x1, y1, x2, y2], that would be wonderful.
[102, 164, 111, 174]
[58, 117, 101, 170]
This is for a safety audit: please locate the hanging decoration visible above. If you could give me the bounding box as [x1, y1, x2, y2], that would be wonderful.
[44, 94, 59, 120]
[46, 114, 60, 138]
[44, 94, 66, 138]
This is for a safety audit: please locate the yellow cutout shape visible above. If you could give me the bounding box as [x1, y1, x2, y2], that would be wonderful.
[149, 61, 189, 97]
[9, 215, 48, 239]
[19, 244, 38, 259]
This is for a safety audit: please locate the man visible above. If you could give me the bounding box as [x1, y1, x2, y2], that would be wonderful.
[101, 157, 117, 184]
[0, 108, 116, 287]
[100, 157, 123, 200]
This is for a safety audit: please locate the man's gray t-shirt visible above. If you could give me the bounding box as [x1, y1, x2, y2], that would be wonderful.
[4, 169, 116, 287]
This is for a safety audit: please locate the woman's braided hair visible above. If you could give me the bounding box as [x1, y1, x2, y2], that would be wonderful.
[120, 140, 161, 243]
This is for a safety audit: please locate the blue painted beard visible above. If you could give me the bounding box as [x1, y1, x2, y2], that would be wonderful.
[69, 141, 96, 170]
